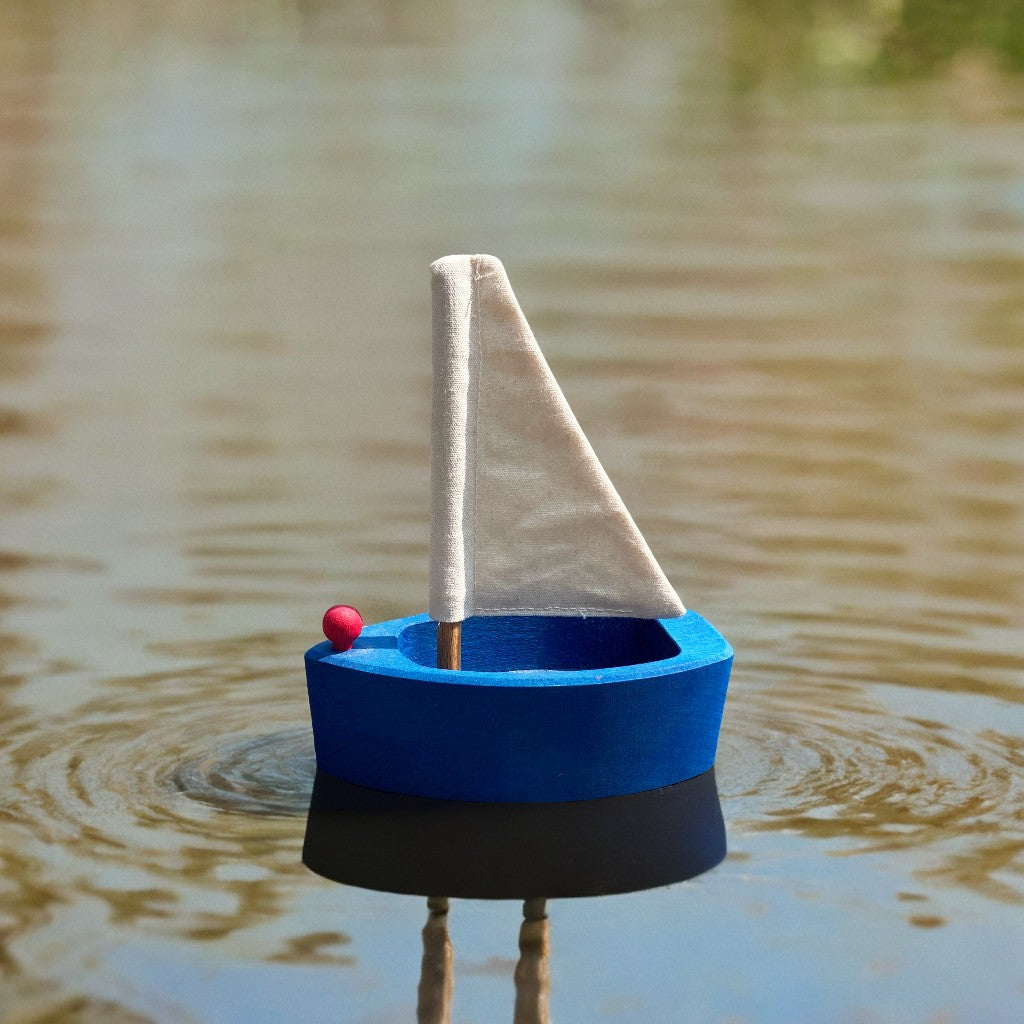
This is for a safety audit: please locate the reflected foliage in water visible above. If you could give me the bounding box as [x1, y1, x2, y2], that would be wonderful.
[728, 0, 1024, 87]
[882, 0, 1024, 75]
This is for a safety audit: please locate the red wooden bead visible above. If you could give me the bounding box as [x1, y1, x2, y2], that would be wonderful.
[322, 605, 363, 652]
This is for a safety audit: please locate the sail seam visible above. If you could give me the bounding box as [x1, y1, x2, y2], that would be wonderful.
[428, 255, 473, 622]
[463, 256, 482, 619]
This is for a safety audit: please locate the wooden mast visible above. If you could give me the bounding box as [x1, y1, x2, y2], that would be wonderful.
[437, 621, 462, 670]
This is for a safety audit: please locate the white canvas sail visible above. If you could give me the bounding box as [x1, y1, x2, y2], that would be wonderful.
[429, 254, 685, 623]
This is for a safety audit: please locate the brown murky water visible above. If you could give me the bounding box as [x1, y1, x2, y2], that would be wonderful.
[2, 2, 1023, 1021]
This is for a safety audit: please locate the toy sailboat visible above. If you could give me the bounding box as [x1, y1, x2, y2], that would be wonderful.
[304, 255, 732, 803]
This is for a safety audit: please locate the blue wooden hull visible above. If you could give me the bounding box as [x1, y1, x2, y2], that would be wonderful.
[304, 611, 732, 803]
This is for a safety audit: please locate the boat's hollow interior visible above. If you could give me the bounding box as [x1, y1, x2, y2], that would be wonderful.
[398, 616, 680, 672]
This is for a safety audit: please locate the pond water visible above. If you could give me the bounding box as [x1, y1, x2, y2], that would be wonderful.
[2, 1, 1023, 1021]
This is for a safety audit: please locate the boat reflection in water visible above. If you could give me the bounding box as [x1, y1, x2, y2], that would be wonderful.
[303, 768, 725, 1023]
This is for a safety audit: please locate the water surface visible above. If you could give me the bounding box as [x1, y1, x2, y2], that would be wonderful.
[2, 2, 1023, 1021]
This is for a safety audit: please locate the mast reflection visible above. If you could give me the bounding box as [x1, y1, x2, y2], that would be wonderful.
[417, 896, 453, 1024]
[514, 898, 549, 1024]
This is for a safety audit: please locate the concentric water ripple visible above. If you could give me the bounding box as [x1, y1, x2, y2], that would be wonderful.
[7, 662, 1024, 901]
[169, 728, 315, 817]
[718, 681, 1024, 900]
[0, 650, 320, 948]
[6, 697, 314, 847]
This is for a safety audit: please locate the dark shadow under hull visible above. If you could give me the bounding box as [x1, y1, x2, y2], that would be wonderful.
[303, 766, 725, 899]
